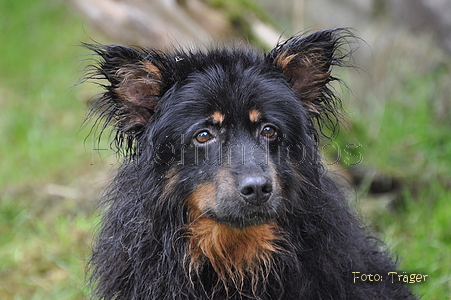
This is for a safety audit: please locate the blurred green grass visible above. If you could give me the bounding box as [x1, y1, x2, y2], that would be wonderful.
[332, 57, 451, 298]
[0, 0, 107, 299]
[0, 0, 450, 299]
[0, 0, 95, 186]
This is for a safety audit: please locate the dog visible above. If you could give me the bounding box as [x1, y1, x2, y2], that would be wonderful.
[84, 29, 416, 299]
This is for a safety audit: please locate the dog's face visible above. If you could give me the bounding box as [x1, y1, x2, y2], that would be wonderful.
[88, 29, 349, 230]
[157, 61, 304, 228]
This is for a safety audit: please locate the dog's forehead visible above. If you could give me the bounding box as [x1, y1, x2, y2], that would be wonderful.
[168, 59, 293, 125]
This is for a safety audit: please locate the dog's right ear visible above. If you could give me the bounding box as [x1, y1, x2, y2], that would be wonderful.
[85, 44, 165, 145]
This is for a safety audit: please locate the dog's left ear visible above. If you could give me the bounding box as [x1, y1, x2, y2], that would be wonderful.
[268, 29, 354, 134]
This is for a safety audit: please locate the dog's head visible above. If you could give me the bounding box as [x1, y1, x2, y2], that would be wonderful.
[86, 29, 355, 290]
[86, 29, 354, 229]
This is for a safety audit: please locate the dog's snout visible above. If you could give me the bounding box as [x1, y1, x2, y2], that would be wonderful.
[239, 176, 273, 205]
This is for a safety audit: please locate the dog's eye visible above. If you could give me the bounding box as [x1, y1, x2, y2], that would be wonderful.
[261, 125, 277, 139]
[195, 131, 214, 144]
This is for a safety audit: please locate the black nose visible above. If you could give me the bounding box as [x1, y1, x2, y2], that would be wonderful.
[239, 176, 273, 205]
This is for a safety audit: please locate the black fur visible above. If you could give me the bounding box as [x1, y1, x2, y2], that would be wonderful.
[84, 29, 416, 299]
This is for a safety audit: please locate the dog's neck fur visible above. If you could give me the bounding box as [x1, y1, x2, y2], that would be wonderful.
[187, 209, 280, 295]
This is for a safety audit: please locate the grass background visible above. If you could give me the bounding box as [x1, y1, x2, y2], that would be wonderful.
[0, 0, 450, 299]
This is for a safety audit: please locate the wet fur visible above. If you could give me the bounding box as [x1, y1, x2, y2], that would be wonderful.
[84, 29, 416, 299]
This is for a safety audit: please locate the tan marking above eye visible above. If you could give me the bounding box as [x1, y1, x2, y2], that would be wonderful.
[211, 111, 225, 125]
[249, 109, 261, 123]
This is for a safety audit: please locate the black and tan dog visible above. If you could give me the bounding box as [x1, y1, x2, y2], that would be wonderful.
[85, 29, 416, 299]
